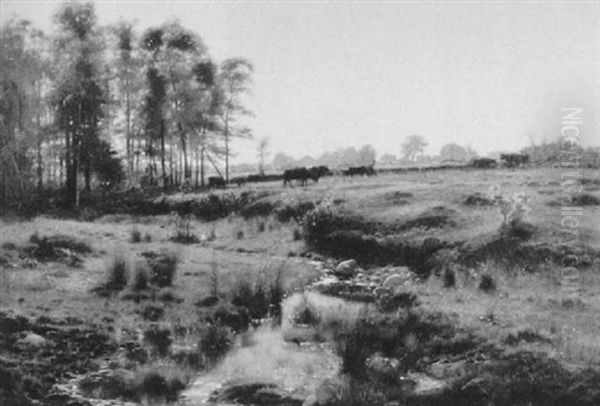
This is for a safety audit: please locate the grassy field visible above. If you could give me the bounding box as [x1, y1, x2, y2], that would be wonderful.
[1, 166, 599, 405]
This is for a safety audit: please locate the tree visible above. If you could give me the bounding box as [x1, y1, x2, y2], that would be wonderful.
[0, 19, 38, 206]
[378, 153, 397, 166]
[357, 144, 376, 167]
[52, 1, 107, 206]
[272, 151, 295, 171]
[257, 136, 270, 175]
[111, 20, 144, 181]
[216, 58, 253, 182]
[440, 143, 469, 162]
[401, 135, 427, 162]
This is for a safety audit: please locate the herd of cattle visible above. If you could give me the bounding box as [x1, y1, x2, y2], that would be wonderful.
[205, 154, 530, 189]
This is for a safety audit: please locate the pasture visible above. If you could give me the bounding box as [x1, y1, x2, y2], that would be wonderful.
[1, 166, 599, 405]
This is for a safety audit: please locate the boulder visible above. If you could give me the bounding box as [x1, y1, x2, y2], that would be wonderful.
[334, 259, 358, 279]
[382, 268, 413, 290]
[16, 332, 52, 348]
[427, 359, 468, 380]
[422, 236, 443, 252]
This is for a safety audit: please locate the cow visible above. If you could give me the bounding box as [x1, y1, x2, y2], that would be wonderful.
[470, 158, 497, 169]
[208, 176, 226, 189]
[283, 167, 325, 186]
[342, 166, 376, 177]
[500, 154, 529, 168]
[229, 176, 246, 187]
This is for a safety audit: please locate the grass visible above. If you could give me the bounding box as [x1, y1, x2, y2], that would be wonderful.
[1, 167, 600, 404]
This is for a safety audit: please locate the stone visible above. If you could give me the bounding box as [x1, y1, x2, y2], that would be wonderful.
[461, 377, 492, 398]
[382, 268, 413, 290]
[16, 332, 52, 348]
[422, 236, 443, 251]
[427, 359, 468, 380]
[334, 259, 358, 278]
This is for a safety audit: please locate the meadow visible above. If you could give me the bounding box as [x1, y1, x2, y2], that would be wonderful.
[1, 166, 599, 406]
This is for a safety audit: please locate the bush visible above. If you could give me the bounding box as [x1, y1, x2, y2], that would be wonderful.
[143, 327, 172, 356]
[105, 256, 129, 291]
[479, 273, 496, 292]
[291, 294, 321, 325]
[147, 252, 178, 287]
[130, 228, 141, 243]
[198, 323, 234, 363]
[132, 371, 185, 402]
[170, 213, 199, 244]
[131, 266, 149, 291]
[375, 291, 418, 313]
[212, 304, 251, 332]
[443, 267, 456, 288]
[141, 305, 164, 322]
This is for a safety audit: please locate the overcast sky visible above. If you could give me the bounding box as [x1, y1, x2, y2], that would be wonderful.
[2, 0, 599, 163]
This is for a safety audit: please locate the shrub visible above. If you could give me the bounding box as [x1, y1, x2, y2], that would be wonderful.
[143, 233, 152, 242]
[198, 323, 234, 363]
[132, 371, 185, 402]
[106, 256, 129, 291]
[131, 266, 149, 291]
[212, 304, 251, 332]
[293, 228, 302, 241]
[479, 273, 496, 292]
[443, 267, 456, 288]
[130, 228, 141, 243]
[291, 294, 321, 325]
[147, 252, 178, 287]
[375, 291, 418, 313]
[143, 327, 172, 356]
[170, 212, 199, 244]
[141, 305, 164, 322]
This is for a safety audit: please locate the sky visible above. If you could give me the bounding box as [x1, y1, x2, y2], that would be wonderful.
[1, 0, 599, 164]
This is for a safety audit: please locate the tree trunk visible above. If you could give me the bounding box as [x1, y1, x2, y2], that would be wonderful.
[160, 119, 167, 190]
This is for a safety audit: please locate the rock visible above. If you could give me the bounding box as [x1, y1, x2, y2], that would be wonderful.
[422, 236, 443, 252]
[408, 372, 448, 396]
[313, 378, 344, 405]
[461, 377, 492, 398]
[373, 287, 390, 297]
[334, 259, 358, 279]
[16, 332, 52, 348]
[382, 268, 413, 290]
[427, 359, 468, 380]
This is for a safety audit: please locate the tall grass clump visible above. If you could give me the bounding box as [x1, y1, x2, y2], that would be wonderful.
[143, 327, 172, 356]
[147, 252, 178, 287]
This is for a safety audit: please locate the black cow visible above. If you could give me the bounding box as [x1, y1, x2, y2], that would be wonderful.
[500, 154, 529, 168]
[343, 166, 376, 176]
[283, 167, 324, 186]
[229, 176, 246, 187]
[208, 176, 226, 189]
[470, 158, 497, 169]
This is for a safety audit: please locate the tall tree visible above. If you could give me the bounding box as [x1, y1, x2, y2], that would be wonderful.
[52, 1, 106, 206]
[111, 20, 144, 181]
[0, 19, 37, 206]
[215, 58, 253, 182]
[401, 135, 427, 162]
